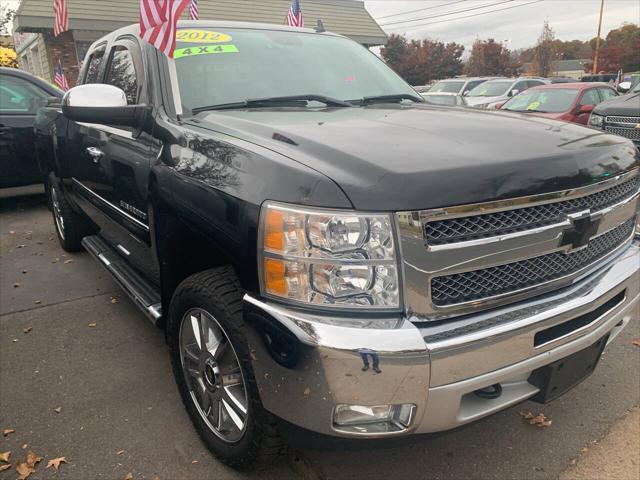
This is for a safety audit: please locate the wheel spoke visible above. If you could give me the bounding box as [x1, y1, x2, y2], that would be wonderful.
[212, 338, 229, 360]
[190, 314, 203, 350]
[221, 396, 245, 431]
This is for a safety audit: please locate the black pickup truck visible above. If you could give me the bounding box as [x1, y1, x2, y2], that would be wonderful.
[35, 21, 640, 469]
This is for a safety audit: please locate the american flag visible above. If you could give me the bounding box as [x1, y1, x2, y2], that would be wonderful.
[189, 0, 198, 20]
[54, 61, 69, 91]
[53, 0, 68, 36]
[286, 0, 303, 27]
[139, 0, 191, 58]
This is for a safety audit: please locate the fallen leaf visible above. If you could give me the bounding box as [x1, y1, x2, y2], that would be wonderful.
[12, 339, 18, 343]
[34, 300, 41, 305]
[2, 428, 14, 437]
[16, 462, 34, 480]
[250, 349, 257, 361]
[25, 451, 43, 468]
[46, 457, 67, 471]
[0, 451, 9, 462]
[13, 283, 21, 288]
[88, 322, 97, 328]
[581, 446, 589, 453]
[116, 450, 125, 455]
[191, 460, 198, 464]
[64, 259, 73, 264]
[519, 411, 552, 427]
[111, 297, 118, 304]
[123, 472, 133, 480]
[17, 244, 26, 249]
[9, 230, 15, 234]
[303, 387, 311, 395]
[632, 340, 640, 347]
[0, 464, 10, 472]
[53, 407, 62, 414]
[151, 476, 161, 480]
[23, 327, 32, 334]
[21, 444, 27, 450]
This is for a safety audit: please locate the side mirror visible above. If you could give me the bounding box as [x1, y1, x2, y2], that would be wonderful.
[509, 89, 520, 97]
[62, 84, 145, 127]
[617, 81, 631, 93]
[495, 102, 504, 109]
[578, 104, 594, 114]
[46, 96, 61, 106]
[463, 90, 470, 96]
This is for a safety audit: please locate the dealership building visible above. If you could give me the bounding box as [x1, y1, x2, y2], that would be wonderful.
[13, 0, 387, 87]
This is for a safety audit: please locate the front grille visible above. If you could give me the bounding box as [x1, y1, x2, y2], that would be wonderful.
[606, 115, 640, 125]
[605, 126, 640, 141]
[425, 176, 639, 245]
[431, 219, 635, 306]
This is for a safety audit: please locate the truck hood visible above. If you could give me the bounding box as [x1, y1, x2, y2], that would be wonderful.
[593, 92, 640, 116]
[193, 104, 639, 211]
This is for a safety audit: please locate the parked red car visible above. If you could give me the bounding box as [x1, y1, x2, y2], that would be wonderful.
[497, 82, 618, 125]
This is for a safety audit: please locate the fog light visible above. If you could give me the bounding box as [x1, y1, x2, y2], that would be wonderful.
[333, 404, 415, 434]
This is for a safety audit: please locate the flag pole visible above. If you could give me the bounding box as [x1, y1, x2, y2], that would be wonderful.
[592, 0, 604, 74]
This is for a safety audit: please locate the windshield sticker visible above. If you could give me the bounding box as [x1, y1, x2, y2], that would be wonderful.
[176, 30, 232, 43]
[174, 44, 239, 59]
[526, 101, 541, 110]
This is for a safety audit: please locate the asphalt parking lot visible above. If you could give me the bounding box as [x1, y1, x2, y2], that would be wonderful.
[1, 193, 639, 480]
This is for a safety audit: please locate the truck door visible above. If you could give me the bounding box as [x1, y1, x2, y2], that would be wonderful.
[92, 37, 161, 284]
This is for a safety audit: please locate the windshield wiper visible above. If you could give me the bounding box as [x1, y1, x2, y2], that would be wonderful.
[357, 93, 424, 105]
[192, 95, 352, 114]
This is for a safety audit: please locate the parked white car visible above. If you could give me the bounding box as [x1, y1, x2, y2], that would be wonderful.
[465, 77, 549, 108]
[428, 76, 495, 96]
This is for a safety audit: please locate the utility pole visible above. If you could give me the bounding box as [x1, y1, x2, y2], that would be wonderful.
[593, 0, 604, 74]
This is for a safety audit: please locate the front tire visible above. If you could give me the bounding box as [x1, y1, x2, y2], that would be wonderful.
[167, 267, 285, 469]
[48, 173, 89, 252]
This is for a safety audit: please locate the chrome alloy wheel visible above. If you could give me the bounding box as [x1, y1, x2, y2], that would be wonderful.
[179, 308, 248, 443]
[51, 185, 65, 240]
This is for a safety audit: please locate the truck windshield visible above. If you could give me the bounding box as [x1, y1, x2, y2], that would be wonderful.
[173, 28, 417, 113]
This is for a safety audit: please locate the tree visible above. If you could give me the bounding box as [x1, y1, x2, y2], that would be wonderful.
[380, 35, 464, 85]
[380, 34, 407, 75]
[0, 46, 18, 68]
[0, 5, 15, 35]
[464, 39, 520, 76]
[585, 23, 640, 72]
[531, 21, 557, 76]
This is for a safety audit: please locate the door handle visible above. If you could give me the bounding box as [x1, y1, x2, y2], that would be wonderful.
[86, 147, 104, 163]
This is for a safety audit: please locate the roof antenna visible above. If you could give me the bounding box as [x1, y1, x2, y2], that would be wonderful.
[315, 19, 326, 33]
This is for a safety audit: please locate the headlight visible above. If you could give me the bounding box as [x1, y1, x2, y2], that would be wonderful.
[259, 202, 400, 309]
[589, 113, 604, 128]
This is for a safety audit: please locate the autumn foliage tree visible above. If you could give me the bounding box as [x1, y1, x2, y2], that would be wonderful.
[531, 21, 557, 77]
[464, 39, 520, 76]
[585, 23, 640, 73]
[380, 34, 464, 85]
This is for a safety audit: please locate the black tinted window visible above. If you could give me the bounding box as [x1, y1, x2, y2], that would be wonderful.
[84, 47, 106, 84]
[104, 46, 138, 104]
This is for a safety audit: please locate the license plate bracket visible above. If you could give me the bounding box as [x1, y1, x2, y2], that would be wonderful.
[528, 335, 609, 404]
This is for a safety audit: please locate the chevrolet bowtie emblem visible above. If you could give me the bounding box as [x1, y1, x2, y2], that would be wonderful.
[559, 210, 602, 253]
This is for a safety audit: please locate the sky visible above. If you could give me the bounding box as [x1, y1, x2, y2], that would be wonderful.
[364, 0, 640, 52]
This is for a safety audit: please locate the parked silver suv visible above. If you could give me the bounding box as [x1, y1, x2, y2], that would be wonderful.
[428, 76, 495, 96]
[465, 77, 549, 108]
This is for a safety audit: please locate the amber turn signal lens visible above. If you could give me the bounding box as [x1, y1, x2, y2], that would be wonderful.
[264, 209, 284, 251]
[264, 258, 287, 295]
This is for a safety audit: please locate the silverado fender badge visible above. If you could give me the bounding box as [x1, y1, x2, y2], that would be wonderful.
[559, 210, 602, 253]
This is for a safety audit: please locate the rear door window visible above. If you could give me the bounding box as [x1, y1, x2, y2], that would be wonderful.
[83, 46, 106, 84]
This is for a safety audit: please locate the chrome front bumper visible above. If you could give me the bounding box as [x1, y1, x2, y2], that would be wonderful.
[242, 242, 639, 438]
